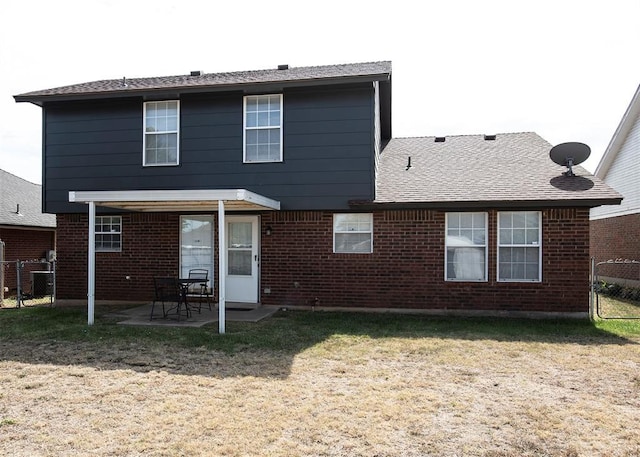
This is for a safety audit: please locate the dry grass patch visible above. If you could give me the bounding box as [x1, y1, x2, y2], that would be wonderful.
[0, 308, 639, 456]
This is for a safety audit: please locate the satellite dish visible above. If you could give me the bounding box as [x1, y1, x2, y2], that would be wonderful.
[549, 142, 590, 177]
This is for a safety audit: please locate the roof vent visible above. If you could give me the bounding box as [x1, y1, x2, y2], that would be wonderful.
[122, 77, 128, 88]
[434, 136, 446, 143]
[190, 71, 202, 76]
[484, 134, 496, 141]
[277, 64, 289, 70]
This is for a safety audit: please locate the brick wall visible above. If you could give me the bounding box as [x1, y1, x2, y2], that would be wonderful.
[261, 208, 590, 313]
[0, 227, 56, 296]
[590, 213, 640, 281]
[56, 208, 591, 313]
[56, 213, 180, 301]
[590, 213, 640, 263]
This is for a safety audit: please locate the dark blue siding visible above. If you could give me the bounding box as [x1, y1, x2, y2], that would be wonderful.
[43, 84, 375, 213]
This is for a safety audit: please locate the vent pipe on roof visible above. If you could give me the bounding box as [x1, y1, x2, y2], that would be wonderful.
[434, 137, 446, 143]
[278, 64, 289, 70]
[190, 71, 202, 76]
[406, 156, 412, 171]
[15, 204, 21, 215]
[122, 77, 128, 88]
[484, 134, 496, 141]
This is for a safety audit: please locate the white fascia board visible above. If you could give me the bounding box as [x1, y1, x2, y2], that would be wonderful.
[69, 189, 280, 210]
[236, 189, 280, 210]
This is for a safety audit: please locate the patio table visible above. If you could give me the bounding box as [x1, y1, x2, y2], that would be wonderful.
[176, 278, 202, 318]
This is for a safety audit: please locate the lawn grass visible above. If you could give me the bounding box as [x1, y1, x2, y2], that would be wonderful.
[1, 305, 639, 351]
[1, 305, 639, 456]
[595, 293, 640, 320]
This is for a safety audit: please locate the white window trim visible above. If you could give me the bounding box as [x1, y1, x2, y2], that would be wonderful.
[243, 94, 283, 163]
[444, 212, 488, 282]
[95, 215, 122, 253]
[497, 211, 542, 283]
[143, 100, 180, 167]
[333, 213, 373, 254]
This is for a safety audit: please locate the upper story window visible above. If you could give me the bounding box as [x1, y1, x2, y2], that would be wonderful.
[95, 216, 122, 252]
[445, 212, 487, 281]
[498, 211, 541, 282]
[333, 213, 373, 253]
[243, 94, 283, 163]
[144, 101, 179, 166]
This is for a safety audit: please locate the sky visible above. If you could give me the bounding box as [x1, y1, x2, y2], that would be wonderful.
[1, 0, 639, 184]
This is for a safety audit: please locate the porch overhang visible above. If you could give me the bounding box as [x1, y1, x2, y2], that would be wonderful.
[68, 189, 280, 212]
[71, 189, 279, 334]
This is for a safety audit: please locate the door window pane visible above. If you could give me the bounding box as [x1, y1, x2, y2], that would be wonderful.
[228, 221, 253, 276]
[229, 222, 252, 248]
[228, 251, 252, 276]
[180, 216, 214, 280]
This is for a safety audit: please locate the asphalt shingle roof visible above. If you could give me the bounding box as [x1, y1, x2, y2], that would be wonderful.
[374, 132, 622, 207]
[14, 61, 391, 103]
[0, 169, 56, 228]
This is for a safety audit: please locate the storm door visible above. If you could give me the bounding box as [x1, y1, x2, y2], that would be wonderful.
[226, 215, 259, 303]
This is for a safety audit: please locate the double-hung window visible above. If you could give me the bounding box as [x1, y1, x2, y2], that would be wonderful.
[445, 212, 487, 281]
[95, 216, 122, 252]
[333, 214, 373, 253]
[498, 211, 541, 282]
[244, 94, 283, 163]
[144, 101, 179, 166]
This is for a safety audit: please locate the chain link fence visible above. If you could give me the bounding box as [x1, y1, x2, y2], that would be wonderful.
[592, 259, 640, 319]
[1, 259, 56, 308]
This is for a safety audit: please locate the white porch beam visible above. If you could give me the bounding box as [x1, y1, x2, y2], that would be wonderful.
[87, 202, 96, 325]
[69, 189, 280, 211]
[218, 200, 226, 334]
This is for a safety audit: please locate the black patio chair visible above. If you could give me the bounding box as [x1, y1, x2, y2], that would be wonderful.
[188, 269, 213, 313]
[151, 277, 188, 320]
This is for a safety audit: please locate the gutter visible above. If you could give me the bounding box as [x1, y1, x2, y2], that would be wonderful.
[349, 198, 624, 211]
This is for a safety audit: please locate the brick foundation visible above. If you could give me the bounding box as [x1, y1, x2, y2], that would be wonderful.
[56, 208, 591, 313]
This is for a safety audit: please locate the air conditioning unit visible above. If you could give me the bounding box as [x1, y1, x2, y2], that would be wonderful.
[46, 250, 57, 262]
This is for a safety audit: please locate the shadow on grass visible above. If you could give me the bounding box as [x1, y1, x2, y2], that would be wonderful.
[0, 305, 637, 379]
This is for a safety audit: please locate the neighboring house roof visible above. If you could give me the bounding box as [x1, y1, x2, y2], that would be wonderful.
[0, 169, 56, 229]
[14, 61, 392, 105]
[372, 132, 622, 209]
[591, 84, 640, 220]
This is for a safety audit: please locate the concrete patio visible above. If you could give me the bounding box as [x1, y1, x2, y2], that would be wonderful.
[107, 302, 278, 328]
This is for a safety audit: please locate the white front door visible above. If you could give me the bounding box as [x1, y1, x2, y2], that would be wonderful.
[226, 216, 259, 303]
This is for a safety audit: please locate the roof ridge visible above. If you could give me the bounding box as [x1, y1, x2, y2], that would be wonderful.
[392, 131, 538, 140]
[121, 60, 393, 82]
[16, 61, 392, 100]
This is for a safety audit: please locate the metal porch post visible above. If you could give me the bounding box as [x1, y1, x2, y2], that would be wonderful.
[218, 200, 226, 334]
[88, 202, 96, 325]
